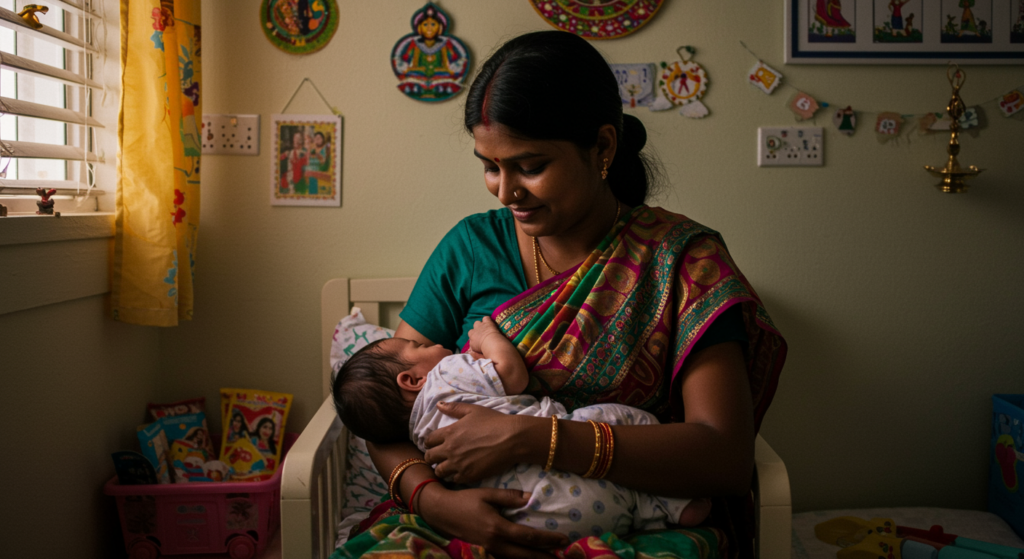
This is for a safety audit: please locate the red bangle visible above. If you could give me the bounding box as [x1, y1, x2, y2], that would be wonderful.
[409, 478, 440, 515]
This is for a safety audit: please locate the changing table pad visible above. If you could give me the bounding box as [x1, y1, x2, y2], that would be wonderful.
[792, 508, 1024, 559]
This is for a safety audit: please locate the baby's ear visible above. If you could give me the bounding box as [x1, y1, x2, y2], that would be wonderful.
[396, 370, 425, 392]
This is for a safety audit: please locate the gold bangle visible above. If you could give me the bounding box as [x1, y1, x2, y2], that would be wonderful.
[583, 420, 603, 478]
[595, 422, 615, 479]
[389, 459, 427, 509]
[544, 415, 559, 471]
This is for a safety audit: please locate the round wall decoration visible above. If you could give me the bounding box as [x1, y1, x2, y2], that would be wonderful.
[529, 0, 665, 40]
[260, 0, 339, 55]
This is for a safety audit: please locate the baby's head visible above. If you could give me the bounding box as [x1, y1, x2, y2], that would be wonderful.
[332, 338, 452, 444]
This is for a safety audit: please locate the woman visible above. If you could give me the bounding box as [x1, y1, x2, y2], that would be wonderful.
[344, 31, 786, 559]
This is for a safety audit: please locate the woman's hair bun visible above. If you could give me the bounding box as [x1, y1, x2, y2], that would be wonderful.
[621, 114, 647, 155]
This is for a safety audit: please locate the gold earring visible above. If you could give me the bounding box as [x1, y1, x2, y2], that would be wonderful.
[601, 158, 609, 180]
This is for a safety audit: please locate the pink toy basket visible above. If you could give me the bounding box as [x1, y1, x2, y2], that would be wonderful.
[104, 434, 296, 559]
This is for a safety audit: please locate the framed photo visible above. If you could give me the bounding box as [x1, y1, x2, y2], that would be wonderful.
[785, 0, 1024, 63]
[270, 114, 343, 207]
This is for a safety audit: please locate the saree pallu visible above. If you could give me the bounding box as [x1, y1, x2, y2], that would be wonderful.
[335, 206, 786, 559]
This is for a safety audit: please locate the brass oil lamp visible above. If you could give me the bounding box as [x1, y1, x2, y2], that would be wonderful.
[924, 64, 983, 193]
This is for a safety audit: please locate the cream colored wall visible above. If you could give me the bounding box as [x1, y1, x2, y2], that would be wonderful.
[1, 296, 160, 558]
[161, 1, 1024, 513]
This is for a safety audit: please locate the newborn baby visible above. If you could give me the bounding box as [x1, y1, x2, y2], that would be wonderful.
[333, 317, 711, 539]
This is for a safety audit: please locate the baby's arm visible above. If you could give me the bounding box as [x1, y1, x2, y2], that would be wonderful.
[467, 317, 528, 395]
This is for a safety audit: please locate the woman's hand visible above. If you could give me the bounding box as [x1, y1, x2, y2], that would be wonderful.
[416, 482, 569, 559]
[423, 402, 541, 483]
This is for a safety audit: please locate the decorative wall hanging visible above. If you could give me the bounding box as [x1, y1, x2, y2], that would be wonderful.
[649, 47, 709, 118]
[789, 91, 821, 120]
[924, 64, 984, 192]
[610, 63, 656, 108]
[833, 106, 857, 134]
[999, 89, 1024, 116]
[271, 114, 342, 206]
[749, 61, 783, 94]
[529, 0, 665, 40]
[874, 111, 904, 142]
[260, 0, 339, 55]
[785, 0, 1024, 64]
[391, 2, 470, 102]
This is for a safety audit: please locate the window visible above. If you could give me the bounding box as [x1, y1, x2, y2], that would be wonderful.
[0, 0, 114, 216]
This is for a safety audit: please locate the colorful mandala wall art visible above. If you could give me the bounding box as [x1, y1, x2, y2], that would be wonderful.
[391, 2, 471, 102]
[529, 0, 665, 40]
[261, 0, 339, 55]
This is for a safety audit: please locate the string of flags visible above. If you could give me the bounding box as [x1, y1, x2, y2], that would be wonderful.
[740, 42, 1024, 144]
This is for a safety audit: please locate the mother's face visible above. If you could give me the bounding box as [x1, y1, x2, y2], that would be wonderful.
[472, 123, 609, 239]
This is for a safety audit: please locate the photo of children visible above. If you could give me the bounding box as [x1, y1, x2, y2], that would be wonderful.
[270, 114, 342, 206]
[942, 0, 993, 43]
[1013, 0, 1024, 43]
[874, 0, 923, 42]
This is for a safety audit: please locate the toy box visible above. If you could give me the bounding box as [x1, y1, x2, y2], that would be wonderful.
[104, 434, 295, 559]
[990, 394, 1024, 540]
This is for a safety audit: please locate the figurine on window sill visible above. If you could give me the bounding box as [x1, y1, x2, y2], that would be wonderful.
[36, 188, 56, 215]
[0, 203, 8, 217]
[18, 4, 49, 30]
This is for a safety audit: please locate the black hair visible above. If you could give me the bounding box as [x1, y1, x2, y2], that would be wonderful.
[464, 30, 661, 207]
[331, 338, 412, 444]
[254, 417, 278, 455]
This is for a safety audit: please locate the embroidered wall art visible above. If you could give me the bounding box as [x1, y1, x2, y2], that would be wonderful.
[529, 0, 664, 40]
[391, 2, 470, 102]
[260, 0, 339, 55]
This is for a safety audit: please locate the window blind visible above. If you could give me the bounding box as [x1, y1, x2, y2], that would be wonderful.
[0, 0, 110, 215]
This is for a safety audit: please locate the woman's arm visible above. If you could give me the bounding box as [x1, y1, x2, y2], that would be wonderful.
[425, 342, 755, 498]
[394, 320, 434, 345]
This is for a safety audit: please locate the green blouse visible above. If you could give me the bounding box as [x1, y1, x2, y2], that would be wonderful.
[399, 208, 746, 352]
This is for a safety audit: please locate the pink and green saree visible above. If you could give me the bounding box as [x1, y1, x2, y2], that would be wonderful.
[334, 206, 787, 559]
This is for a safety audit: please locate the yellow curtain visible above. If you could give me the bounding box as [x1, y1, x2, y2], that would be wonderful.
[112, 0, 201, 326]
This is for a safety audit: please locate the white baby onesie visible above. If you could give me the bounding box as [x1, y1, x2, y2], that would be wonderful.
[409, 353, 691, 539]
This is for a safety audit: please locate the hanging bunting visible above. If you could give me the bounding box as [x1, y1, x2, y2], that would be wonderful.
[875, 112, 904, 143]
[611, 63, 657, 108]
[748, 61, 782, 95]
[930, 106, 981, 131]
[650, 46, 710, 118]
[529, 0, 665, 40]
[917, 113, 939, 134]
[998, 89, 1024, 117]
[260, 0, 339, 55]
[832, 106, 857, 135]
[391, 2, 470, 102]
[788, 91, 820, 121]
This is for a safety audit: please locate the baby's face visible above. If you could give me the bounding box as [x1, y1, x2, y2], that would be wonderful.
[383, 338, 452, 380]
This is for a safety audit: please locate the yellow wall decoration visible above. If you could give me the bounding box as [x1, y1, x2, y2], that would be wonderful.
[112, 0, 202, 326]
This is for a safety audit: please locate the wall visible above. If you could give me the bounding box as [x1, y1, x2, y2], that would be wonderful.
[161, 1, 1024, 513]
[0, 296, 160, 558]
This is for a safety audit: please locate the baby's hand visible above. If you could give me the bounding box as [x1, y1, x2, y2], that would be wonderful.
[468, 316, 503, 355]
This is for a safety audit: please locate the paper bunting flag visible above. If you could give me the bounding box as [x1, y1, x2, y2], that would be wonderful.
[611, 64, 656, 108]
[998, 90, 1024, 118]
[875, 112, 903, 143]
[391, 2, 470, 102]
[832, 106, 856, 136]
[649, 47, 710, 118]
[917, 113, 938, 134]
[748, 61, 782, 95]
[929, 106, 981, 131]
[788, 91, 820, 121]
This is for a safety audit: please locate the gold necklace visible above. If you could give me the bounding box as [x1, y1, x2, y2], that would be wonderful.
[532, 202, 621, 284]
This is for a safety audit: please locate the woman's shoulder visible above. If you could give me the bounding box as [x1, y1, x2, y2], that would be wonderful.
[634, 205, 722, 243]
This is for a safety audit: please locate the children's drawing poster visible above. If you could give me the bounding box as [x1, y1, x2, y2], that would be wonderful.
[942, 0, 994, 43]
[786, 0, 1024, 63]
[874, 0, 924, 42]
[270, 114, 342, 207]
[809, 0, 857, 42]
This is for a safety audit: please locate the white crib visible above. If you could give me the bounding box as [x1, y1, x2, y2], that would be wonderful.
[279, 277, 793, 559]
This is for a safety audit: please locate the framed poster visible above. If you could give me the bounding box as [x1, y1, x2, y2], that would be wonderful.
[786, 0, 1024, 63]
[270, 114, 342, 207]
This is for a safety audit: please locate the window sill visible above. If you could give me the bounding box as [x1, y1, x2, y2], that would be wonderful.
[0, 213, 115, 316]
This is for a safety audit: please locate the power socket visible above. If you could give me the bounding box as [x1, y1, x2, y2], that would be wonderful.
[757, 126, 823, 167]
[202, 114, 260, 155]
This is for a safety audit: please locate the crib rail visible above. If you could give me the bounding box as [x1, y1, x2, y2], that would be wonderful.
[281, 396, 348, 559]
[753, 435, 792, 559]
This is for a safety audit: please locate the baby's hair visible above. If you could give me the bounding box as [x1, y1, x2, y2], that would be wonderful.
[332, 338, 413, 444]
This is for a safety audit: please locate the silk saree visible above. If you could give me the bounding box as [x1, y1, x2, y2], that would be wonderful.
[334, 206, 787, 559]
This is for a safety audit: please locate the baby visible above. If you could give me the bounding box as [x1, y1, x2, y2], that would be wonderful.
[332, 317, 711, 539]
